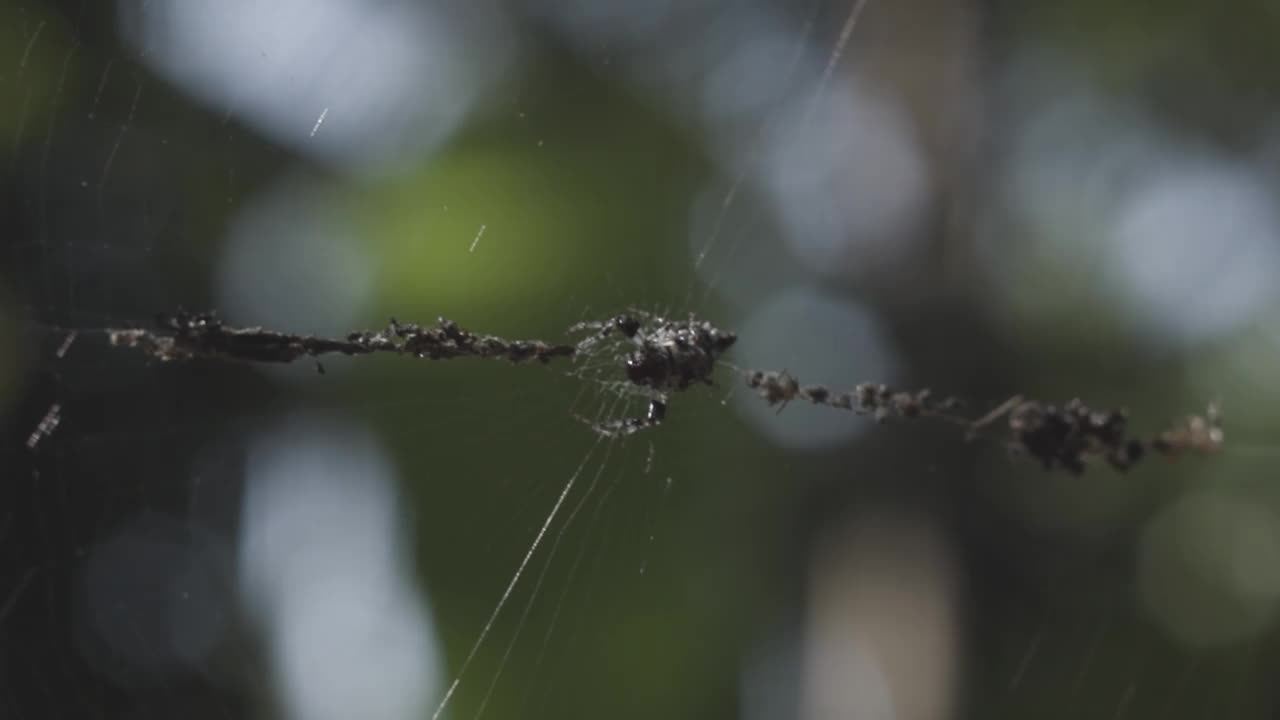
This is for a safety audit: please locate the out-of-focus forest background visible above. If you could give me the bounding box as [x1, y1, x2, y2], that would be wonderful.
[3, 1, 1280, 718]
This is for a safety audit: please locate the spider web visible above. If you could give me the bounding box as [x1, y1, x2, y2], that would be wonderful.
[6, 1, 1280, 720]
[1, 3, 829, 718]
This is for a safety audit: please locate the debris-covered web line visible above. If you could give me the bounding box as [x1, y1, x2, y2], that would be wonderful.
[96, 309, 1224, 476]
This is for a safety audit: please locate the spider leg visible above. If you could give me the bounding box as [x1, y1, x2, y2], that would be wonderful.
[582, 396, 668, 438]
[566, 319, 613, 343]
[567, 318, 624, 355]
[567, 319, 609, 334]
[625, 306, 668, 327]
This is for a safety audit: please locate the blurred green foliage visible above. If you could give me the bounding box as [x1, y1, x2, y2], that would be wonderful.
[4, 0, 1280, 718]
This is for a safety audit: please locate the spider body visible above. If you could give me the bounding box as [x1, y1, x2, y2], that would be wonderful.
[617, 314, 736, 390]
[569, 311, 735, 437]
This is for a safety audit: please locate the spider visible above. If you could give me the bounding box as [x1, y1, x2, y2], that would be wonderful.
[568, 310, 736, 437]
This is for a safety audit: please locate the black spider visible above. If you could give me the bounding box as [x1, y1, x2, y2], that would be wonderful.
[569, 311, 735, 437]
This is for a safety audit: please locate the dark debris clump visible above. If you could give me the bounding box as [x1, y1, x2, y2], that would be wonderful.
[992, 397, 1223, 474]
[1007, 399, 1144, 473]
[744, 370, 963, 421]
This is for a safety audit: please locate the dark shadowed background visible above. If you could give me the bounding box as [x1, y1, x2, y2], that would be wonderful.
[3, 1, 1280, 718]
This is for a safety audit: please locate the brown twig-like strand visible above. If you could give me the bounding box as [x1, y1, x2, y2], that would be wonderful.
[108, 310, 576, 366]
[101, 310, 1223, 474]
